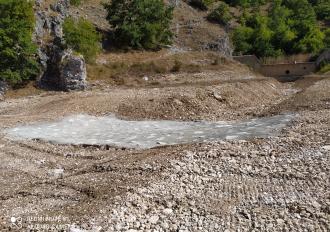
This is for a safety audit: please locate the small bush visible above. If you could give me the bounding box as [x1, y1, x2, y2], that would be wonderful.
[171, 59, 182, 72]
[319, 63, 330, 74]
[323, 28, 330, 48]
[129, 62, 166, 74]
[70, 0, 82, 6]
[189, 0, 217, 10]
[212, 57, 226, 65]
[104, 0, 173, 50]
[207, 2, 232, 25]
[0, 0, 40, 85]
[63, 17, 101, 62]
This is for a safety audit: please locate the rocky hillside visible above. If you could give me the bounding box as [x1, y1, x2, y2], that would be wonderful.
[22, 0, 233, 94]
[68, 0, 232, 55]
[33, 0, 87, 91]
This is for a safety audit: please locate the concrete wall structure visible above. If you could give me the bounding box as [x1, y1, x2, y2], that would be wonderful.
[234, 55, 318, 79]
[259, 62, 316, 78]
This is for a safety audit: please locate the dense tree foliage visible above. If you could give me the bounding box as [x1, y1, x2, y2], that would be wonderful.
[104, 0, 173, 50]
[232, 0, 328, 57]
[324, 28, 330, 48]
[63, 17, 101, 62]
[0, 0, 40, 85]
[313, 0, 330, 20]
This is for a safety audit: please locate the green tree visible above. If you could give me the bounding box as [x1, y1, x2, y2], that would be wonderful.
[283, 0, 324, 53]
[0, 0, 40, 85]
[251, 14, 280, 57]
[104, 0, 173, 50]
[324, 28, 330, 48]
[232, 0, 326, 57]
[314, 1, 330, 20]
[232, 25, 254, 54]
[294, 26, 325, 52]
[207, 2, 232, 25]
[269, 0, 296, 54]
[63, 17, 101, 62]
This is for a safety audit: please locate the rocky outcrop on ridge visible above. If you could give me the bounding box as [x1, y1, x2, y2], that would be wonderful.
[33, 0, 87, 91]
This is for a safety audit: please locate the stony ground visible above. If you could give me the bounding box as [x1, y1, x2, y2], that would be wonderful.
[0, 72, 329, 231]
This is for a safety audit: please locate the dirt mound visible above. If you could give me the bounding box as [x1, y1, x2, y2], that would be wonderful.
[117, 79, 285, 121]
[1, 75, 288, 128]
[265, 75, 330, 115]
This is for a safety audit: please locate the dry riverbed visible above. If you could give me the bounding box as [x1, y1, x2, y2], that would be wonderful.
[0, 73, 329, 231]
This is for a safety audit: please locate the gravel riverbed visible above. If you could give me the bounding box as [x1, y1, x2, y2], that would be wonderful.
[68, 110, 329, 232]
[0, 76, 329, 231]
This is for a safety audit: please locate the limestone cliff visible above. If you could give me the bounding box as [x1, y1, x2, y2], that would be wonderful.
[33, 0, 87, 91]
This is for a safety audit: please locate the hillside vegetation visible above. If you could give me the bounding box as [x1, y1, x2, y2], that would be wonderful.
[219, 0, 330, 57]
[63, 17, 101, 62]
[0, 0, 39, 85]
[104, 0, 173, 50]
[1, 0, 329, 89]
[69, 0, 330, 59]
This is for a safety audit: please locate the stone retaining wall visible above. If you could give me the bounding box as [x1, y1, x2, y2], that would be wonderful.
[234, 55, 317, 78]
[259, 62, 316, 78]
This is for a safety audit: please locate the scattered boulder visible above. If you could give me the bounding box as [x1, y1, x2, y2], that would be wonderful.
[48, 168, 64, 179]
[59, 49, 87, 91]
[212, 91, 225, 102]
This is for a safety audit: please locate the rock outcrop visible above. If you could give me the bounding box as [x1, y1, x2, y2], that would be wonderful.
[203, 35, 233, 57]
[33, 0, 87, 91]
[0, 81, 8, 101]
[316, 49, 330, 67]
[59, 50, 87, 91]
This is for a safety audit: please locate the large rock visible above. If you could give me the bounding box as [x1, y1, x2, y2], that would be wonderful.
[59, 50, 87, 91]
[0, 80, 8, 100]
[39, 48, 87, 91]
[34, 0, 88, 91]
